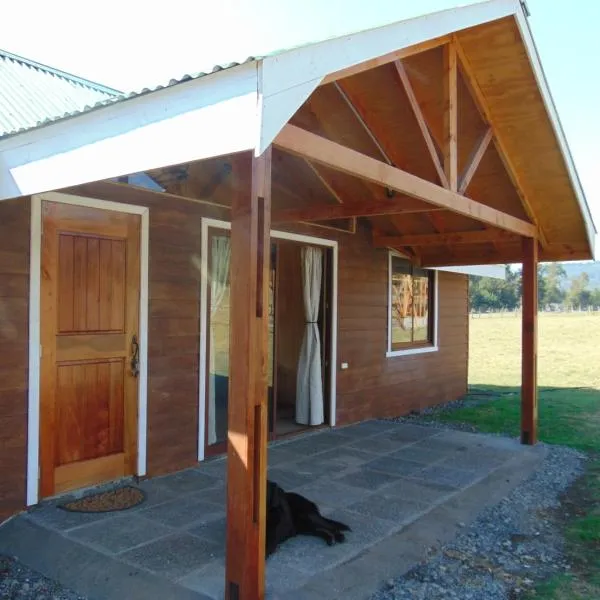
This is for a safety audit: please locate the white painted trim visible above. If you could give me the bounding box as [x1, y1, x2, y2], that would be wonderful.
[0, 63, 258, 201]
[198, 218, 339, 460]
[514, 8, 597, 258]
[26, 199, 42, 506]
[433, 264, 506, 279]
[27, 191, 149, 506]
[386, 251, 439, 358]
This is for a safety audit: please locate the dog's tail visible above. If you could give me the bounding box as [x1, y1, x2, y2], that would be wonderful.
[324, 517, 351, 532]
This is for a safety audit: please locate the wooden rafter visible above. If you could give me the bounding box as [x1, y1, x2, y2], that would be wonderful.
[272, 197, 443, 223]
[459, 127, 493, 194]
[274, 124, 537, 238]
[394, 60, 449, 189]
[303, 159, 344, 203]
[334, 82, 394, 166]
[443, 43, 458, 192]
[453, 35, 548, 249]
[373, 228, 519, 247]
[321, 34, 451, 85]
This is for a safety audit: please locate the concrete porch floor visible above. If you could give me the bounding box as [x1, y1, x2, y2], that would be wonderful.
[0, 421, 546, 600]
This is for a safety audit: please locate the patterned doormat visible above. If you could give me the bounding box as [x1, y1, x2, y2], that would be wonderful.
[58, 486, 146, 513]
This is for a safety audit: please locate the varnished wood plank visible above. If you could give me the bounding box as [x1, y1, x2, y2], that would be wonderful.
[54, 453, 125, 495]
[321, 34, 451, 84]
[99, 239, 112, 330]
[272, 197, 443, 223]
[56, 365, 80, 465]
[521, 237, 538, 445]
[394, 60, 448, 188]
[458, 127, 493, 194]
[274, 124, 537, 238]
[56, 334, 127, 362]
[443, 43, 458, 192]
[453, 35, 549, 249]
[87, 238, 101, 331]
[73, 236, 88, 331]
[373, 229, 518, 247]
[58, 235, 74, 332]
[111, 240, 126, 332]
[225, 148, 271, 600]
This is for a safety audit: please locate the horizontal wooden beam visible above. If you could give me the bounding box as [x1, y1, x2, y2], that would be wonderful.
[373, 229, 519, 248]
[321, 35, 451, 85]
[274, 124, 537, 238]
[419, 241, 589, 267]
[272, 198, 443, 223]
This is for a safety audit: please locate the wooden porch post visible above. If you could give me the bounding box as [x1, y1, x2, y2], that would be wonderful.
[521, 236, 538, 445]
[225, 147, 272, 600]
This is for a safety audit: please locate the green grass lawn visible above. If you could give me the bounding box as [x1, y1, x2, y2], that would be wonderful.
[437, 312, 600, 599]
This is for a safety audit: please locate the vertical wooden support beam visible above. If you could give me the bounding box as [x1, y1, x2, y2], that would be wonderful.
[521, 237, 538, 445]
[225, 147, 272, 600]
[443, 43, 458, 192]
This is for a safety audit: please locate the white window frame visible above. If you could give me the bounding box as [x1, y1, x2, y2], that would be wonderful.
[386, 250, 439, 358]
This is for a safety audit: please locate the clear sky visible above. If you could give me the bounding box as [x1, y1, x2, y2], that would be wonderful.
[3, 0, 598, 254]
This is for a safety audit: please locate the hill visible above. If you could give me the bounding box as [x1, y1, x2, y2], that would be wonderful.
[560, 261, 600, 289]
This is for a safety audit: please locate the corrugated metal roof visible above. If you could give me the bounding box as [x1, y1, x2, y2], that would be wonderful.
[0, 52, 258, 139]
[0, 49, 124, 138]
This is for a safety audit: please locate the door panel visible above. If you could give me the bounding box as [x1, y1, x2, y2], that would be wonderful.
[40, 200, 140, 497]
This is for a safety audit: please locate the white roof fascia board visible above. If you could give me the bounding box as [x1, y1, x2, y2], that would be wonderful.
[514, 8, 597, 258]
[257, 0, 518, 152]
[0, 62, 259, 201]
[432, 264, 506, 279]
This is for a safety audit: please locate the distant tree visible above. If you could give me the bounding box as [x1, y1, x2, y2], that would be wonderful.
[469, 265, 520, 312]
[566, 272, 593, 309]
[540, 263, 567, 307]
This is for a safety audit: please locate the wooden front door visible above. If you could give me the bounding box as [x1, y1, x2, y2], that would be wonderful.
[40, 200, 141, 498]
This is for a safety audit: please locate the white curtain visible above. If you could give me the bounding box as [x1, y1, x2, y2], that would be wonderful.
[296, 246, 324, 426]
[208, 235, 231, 445]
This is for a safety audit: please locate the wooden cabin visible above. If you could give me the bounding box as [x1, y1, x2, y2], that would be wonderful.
[0, 1, 596, 598]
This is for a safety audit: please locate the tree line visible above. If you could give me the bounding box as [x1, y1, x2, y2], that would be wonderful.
[469, 264, 600, 312]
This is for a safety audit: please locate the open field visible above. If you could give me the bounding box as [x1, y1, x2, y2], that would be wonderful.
[438, 312, 600, 598]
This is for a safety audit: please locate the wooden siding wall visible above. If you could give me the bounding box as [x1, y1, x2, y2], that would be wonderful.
[275, 242, 305, 410]
[0, 185, 467, 520]
[0, 198, 30, 521]
[277, 219, 469, 425]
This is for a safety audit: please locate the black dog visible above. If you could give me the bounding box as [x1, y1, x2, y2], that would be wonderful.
[266, 480, 351, 556]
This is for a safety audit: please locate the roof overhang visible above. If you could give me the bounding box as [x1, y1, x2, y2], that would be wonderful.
[0, 0, 595, 264]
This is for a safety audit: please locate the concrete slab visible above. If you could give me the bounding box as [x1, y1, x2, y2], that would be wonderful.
[120, 533, 224, 580]
[66, 513, 174, 554]
[0, 421, 547, 600]
[334, 466, 402, 490]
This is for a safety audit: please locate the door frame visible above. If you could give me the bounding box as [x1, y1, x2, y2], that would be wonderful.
[198, 218, 339, 461]
[27, 191, 150, 506]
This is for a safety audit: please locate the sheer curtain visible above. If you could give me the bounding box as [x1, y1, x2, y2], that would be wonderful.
[208, 235, 231, 445]
[296, 246, 324, 426]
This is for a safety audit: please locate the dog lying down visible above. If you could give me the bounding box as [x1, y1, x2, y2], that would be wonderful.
[266, 479, 351, 557]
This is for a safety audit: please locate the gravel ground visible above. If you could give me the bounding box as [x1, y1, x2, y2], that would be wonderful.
[370, 404, 588, 600]
[0, 554, 85, 600]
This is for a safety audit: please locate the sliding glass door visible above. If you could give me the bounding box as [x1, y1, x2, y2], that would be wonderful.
[205, 230, 276, 455]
